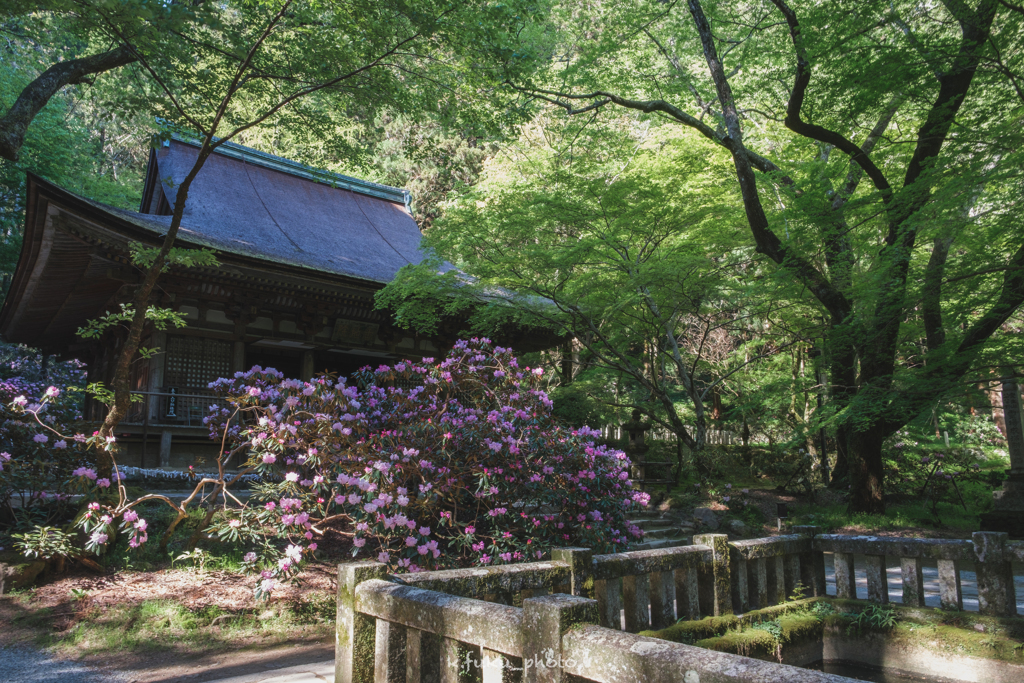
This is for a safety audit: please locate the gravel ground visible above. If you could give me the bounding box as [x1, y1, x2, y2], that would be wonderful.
[0, 646, 130, 683]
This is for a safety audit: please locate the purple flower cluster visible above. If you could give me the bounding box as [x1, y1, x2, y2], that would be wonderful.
[0, 350, 91, 521]
[208, 338, 648, 589]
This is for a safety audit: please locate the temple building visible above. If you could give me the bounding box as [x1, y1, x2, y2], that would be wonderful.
[0, 136, 545, 468]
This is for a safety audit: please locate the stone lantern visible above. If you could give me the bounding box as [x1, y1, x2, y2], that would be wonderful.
[622, 409, 652, 481]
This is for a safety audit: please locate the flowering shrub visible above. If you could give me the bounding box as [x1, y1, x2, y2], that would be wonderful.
[0, 345, 92, 530]
[0, 340, 159, 557]
[204, 338, 647, 595]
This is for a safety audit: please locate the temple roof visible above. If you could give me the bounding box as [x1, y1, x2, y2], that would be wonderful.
[0, 139, 447, 351]
[138, 136, 434, 284]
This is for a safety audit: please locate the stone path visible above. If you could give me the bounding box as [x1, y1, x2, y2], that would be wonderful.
[198, 660, 334, 683]
[0, 648, 335, 683]
[0, 646, 130, 683]
[822, 552, 1024, 612]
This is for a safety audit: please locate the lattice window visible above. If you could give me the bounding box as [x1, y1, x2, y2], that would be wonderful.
[164, 336, 232, 388]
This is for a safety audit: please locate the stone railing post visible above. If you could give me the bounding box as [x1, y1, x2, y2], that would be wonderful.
[336, 561, 390, 683]
[622, 573, 650, 632]
[938, 559, 963, 611]
[674, 563, 701, 621]
[750, 557, 769, 610]
[375, 617, 406, 683]
[523, 594, 599, 683]
[593, 576, 622, 629]
[649, 567, 676, 629]
[833, 552, 855, 600]
[767, 554, 786, 605]
[727, 543, 749, 613]
[973, 531, 1018, 617]
[864, 555, 888, 604]
[693, 533, 732, 616]
[793, 526, 826, 597]
[900, 557, 925, 608]
[551, 547, 592, 597]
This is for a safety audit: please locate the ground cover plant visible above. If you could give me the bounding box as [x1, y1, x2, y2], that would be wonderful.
[0, 563, 338, 676]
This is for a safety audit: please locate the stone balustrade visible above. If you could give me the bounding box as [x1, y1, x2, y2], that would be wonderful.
[814, 530, 1021, 617]
[727, 526, 825, 613]
[338, 557, 855, 683]
[591, 543, 711, 630]
[335, 531, 1022, 682]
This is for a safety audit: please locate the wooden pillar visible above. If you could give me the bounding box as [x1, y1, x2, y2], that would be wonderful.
[232, 340, 246, 374]
[302, 350, 315, 381]
[148, 331, 167, 421]
[159, 430, 172, 469]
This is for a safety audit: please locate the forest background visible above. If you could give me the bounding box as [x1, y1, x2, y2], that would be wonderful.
[1, 0, 1022, 518]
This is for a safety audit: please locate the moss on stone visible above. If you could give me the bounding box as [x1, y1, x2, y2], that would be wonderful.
[868, 609, 1024, 664]
[639, 597, 824, 644]
[645, 596, 1024, 667]
[696, 628, 779, 658]
[779, 613, 823, 642]
[640, 614, 740, 643]
[691, 612, 824, 660]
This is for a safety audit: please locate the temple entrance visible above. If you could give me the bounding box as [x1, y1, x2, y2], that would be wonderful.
[246, 344, 303, 380]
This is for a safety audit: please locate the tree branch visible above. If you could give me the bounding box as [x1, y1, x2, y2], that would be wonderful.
[684, 0, 852, 322]
[0, 45, 136, 161]
[768, 0, 893, 200]
[508, 82, 785, 176]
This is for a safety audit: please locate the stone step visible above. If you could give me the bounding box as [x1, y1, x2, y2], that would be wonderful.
[631, 536, 692, 551]
[627, 518, 675, 530]
[641, 527, 680, 540]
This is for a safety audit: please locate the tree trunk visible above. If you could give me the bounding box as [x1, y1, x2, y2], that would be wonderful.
[560, 339, 573, 385]
[848, 426, 885, 513]
[94, 142, 215, 477]
[1001, 370, 1024, 476]
[989, 379, 1006, 436]
[829, 423, 850, 488]
[828, 340, 857, 488]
